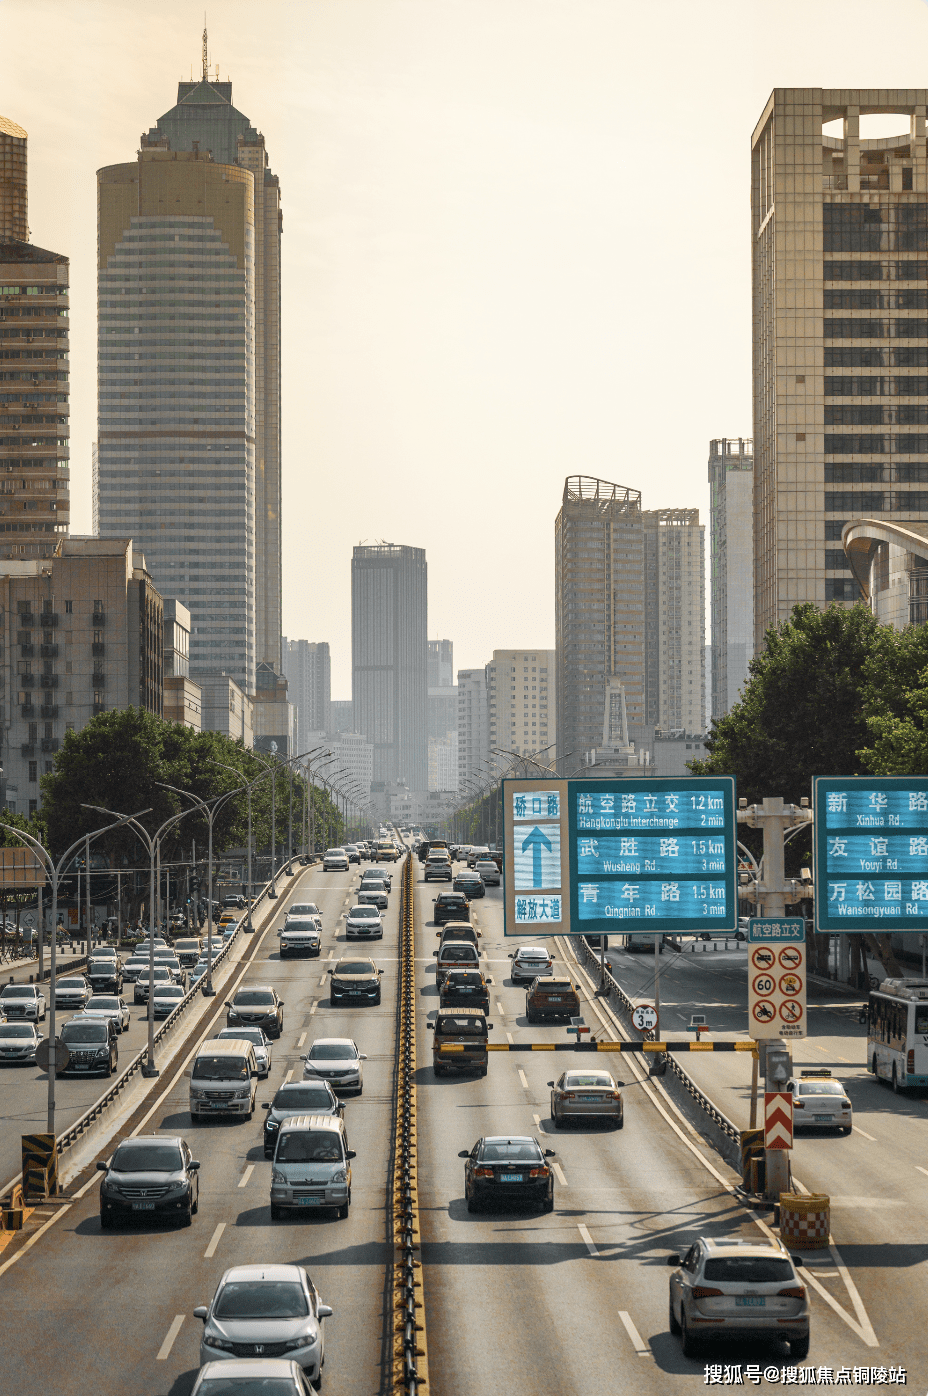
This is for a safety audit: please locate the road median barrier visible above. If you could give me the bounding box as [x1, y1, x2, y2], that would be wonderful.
[390, 852, 429, 1396]
[780, 1192, 830, 1249]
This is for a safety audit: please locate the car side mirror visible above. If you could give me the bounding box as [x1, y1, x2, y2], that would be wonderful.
[327, 969, 333, 975]
[193, 1306, 209, 1321]
[487, 1023, 494, 1030]
[262, 1102, 271, 1109]
[508, 953, 514, 959]
[278, 1001, 284, 1008]
[189, 1160, 201, 1171]
[360, 1053, 368, 1061]
[544, 1149, 555, 1158]
[432, 950, 438, 956]
[96, 1160, 108, 1172]
[224, 1001, 231, 1009]
[575, 984, 582, 990]
[791, 1256, 805, 1267]
[317, 1304, 334, 1320]
[346, 1150, 356, 1160]
[457, 1150, 470, 1158]
[299, 1055, 307, 1062]
[546, 1080, 554, 1087]
[667, 1254, 681, 1266]
[379, 969, 384, 975]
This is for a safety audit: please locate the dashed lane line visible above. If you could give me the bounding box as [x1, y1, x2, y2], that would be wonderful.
[284, 1068, 294, 1084]
[853, 1126, 877, 1141]
[204, 1222, 225, 1259]
[552, 1162, 567, 1187]
[578, 1223, 599, 1257]
[916, 1166, 928, 1179]
[506, 1032, 514, 1045]
[238, 1165, 254, 1188]
[156, 1316, 186, 1361]
[518, 1069, 529, 1089]
[309, 1002, 317, 1016]
[297, 1032, 306, 1047]
[618, 1310, 651, 1357]
[496, 1002, 505, 1016]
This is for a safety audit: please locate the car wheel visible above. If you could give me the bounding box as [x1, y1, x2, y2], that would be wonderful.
[789, 1335, 810, 1360]
[191, 1188, 199, 1214]
[526, 1008, 535, 1024]
[181, 1204, 193, 1228]
[872, 1053, 880, 1080]
[466, 1187, 479, 1214]
[337, 1200, 349, 1219]
[100, 1211, 112, 1230]
[680, 1310, 699, 1358]
[311, 1374, 322, 1391]
[615, 1113, 624, 1129]
[842, 1125, 852, 1136]
[543, 1187, 554, 1214]
[271, 1204, 283, 1220]
[41, 1008, 46, 1022]
[668, 1293, 681, 1335]
[434, 1064, 445, 1077]
[374, 994, 382, 1006]
[553, 1106, 564, 1129]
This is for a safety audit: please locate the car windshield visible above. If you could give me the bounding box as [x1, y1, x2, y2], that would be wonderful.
[158, 986, 185, 997]
[89, 998, 119, 1010]
[199, 1381, 302, 1395]
[564, 1074, 612, 1088]
[273, 1086, 333, 1110]
[308, 1043, 356, 1060]
[234, 991, 275, 1007]
[0, 986, 34, 998]
[480, 1141, 541, 1162]
[437, 1016, 486, 1035]
[797, 1081, 843, 1096]
[62, 1023, 106, 1043]
[703, 1257, 795, 1284]
[58, 979, 86, 990]
[111, 1144, 183, 1173]
[290, 905, 319, 915]
[0, 1025, 34, 1038]
[214, 1281, 308, 1320]
[193, 1055, 249, 1080]
[276, 1131, 343, 1162]
[219, 1029, 264, 1046]
[285, 920, 318, 932]
[350, 907, 378, 918]
[336, 961, 376, 975]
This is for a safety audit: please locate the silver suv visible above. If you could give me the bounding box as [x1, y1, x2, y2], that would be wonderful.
[667, 1237, 809, 1359]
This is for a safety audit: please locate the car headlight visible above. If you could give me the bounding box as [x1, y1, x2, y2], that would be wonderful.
[331, 1168, 347, 1183]
[95, 1047, 109, 1057]
[203, 1334, 235, 1350]
[102, 1178, 121, 1193]
[281, 1332, 318, 1351]
[272, 1169, 286, 1184]
[265, 1118, 279, 1130]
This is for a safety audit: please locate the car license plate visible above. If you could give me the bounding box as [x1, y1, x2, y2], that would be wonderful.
[298, 1196, 323, 1205]
[458, 987, 473, 993]
[814, 1114, 832, 1122]
[132, 1202, 156, 1211]
[579, 1095, 600, 1102]
[74, 1064, 89, 1071]
[548, 996, 563, 1002]
[500, 1173, 523, 1183]
[735, 1297, 765, 1307]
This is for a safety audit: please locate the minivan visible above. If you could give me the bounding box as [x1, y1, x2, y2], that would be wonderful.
[188, 1038, 259, 1119]
[434, 940, 480, 985]
[270, 1114, 355, 1220]
[427, 1006, 493, 1076]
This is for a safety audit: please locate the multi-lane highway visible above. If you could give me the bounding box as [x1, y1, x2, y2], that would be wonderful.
[0, 848, 925, 1391]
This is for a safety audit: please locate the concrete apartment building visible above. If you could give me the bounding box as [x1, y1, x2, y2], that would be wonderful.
[1, 115, 71, 561]
[163, 598, 200, 728]
[643, 509, 706, 734]
[457, 669, 489, 796]
[752, 88, 928, 642]
[486, 650, 556, 769]
[282, 638, 331, 750]
[427, 639, 457, 792]
[555, 476, 645, 776]
[708, 439, 754, 719]
[351, 543, 428, 791]
[0, 537, 163, 815]
[196, 671, 253, 746]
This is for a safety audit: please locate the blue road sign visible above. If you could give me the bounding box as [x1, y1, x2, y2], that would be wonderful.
[814, 776, 928, 932]
[513, 823, 561, 891]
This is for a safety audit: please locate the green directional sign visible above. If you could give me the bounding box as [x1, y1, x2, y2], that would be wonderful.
[814, 775, 928, 932]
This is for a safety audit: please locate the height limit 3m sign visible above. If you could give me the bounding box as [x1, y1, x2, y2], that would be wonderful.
[747, 918, 806, 1039]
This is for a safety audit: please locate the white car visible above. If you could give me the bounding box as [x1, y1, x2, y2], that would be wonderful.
[134, 965, 174, 1004]
[301, 1037, 367, 1094]
[474, 858, 501, 887]
[344, 905, 384, 940]
[509, 946, 554, 983]
[215, 1025, 273, 1077]
[357, 878, 388, 909]
[54, 976, 92, 1010]
[278, 918, 322, 958]
[83, 995, 132, 1033]
[323, 848, 349, 871]
[152, 983, 187, 1019]
[287, 902, 323, 930]
[0, 1021, 42, 1063]
[191, 1360, 317, 1396]
[0, 983, 46, 1021]
[787, 1071, 853, 1134]
[120, 957, 149, 984]
[193, 1264, 331, 1385]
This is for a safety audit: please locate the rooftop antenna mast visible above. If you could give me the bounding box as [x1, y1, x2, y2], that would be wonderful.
[202, 16, 209, 83]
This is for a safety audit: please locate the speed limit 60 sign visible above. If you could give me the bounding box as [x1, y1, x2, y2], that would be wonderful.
[747, 918, 806, 1038]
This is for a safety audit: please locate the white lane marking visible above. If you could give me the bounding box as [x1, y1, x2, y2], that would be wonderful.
[552, 1162, 567, 1187]
[238, 1165, 254, 1189]
[496, 1001, 505, 1016]
[617, 1310, 650, 1357]
[297, 1032, 306, 1047]
[506, 1032, 514, 1044]
[73, 1170, 102, 1200]
[533, 1113, 542, 1128]
[578, 1223, 598, 1257]
[853, 1126, 876, 1141]
[309, 1002, 317, 1016]
[156, 1315, 186, 1361]
[559, 934, 880, 1348]
[204, 1222, 225, 1259]
[916, 1166, 928, 1179]
[318, 975, 327, 986]
[0, 1203, 71, 1279]
[518, 1069, 529, 1089]
[284, 1068, 294, 1084]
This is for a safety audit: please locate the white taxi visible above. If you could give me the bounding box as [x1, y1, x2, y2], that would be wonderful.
[786, 1069, 852, 1134]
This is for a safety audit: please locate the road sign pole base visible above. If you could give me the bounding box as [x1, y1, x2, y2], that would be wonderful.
[141, 1063, 159, 1078]
[202, 986, 216, 997]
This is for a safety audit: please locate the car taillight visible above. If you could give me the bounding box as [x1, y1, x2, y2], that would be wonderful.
[528, 1167, 550, 1178]
[474, 1167, 493, 1178]
[610, 1091, 622, 1100]
[908, 1049, 915, 1073]
[691, 1286, 723, 1299]
[777, 1286, 806, 1300]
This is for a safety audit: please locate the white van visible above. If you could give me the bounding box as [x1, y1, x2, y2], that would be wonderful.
[188, 1037, 259, 1119]
[270, 1114, 355, 1220]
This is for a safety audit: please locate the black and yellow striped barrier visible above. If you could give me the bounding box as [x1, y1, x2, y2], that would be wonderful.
[437, 1040, 757, 1054]
[21, 1132, 57, 1201]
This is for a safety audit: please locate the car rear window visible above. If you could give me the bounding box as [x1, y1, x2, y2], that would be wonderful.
[541, 981, 573, 990]
[436, 1015, 487, 1035]
[797, 1081, 843, 1096]
[481, 1141, 541, 1162]
[703, 1257, 795, 1283]
[440, 945, 477, 960]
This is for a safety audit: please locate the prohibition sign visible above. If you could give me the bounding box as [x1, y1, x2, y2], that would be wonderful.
[751, 946, 776, 971]
[752, 972, 776, 997]
[779, 972, 803, 996]
[752, 999, 777, 1025]
[779, 998, 803, 1024]
[778, 945, 802, 970]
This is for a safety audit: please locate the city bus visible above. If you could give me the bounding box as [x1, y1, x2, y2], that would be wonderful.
[867, 977, 928, 1092]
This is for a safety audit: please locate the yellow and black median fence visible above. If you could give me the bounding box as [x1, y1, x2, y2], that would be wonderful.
[21, 1132, 58, 1202]
[440, 1040, 758, 1054]
[391, 853, 429, 1396]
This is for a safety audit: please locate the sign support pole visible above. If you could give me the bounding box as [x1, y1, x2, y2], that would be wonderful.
[749, 1048, 758, 1129]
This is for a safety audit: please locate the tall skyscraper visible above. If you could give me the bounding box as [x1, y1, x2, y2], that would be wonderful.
[752, 89, 928, 643]
[95, 56, 282, 692]
[457, 668, 489, 795]
[486, 650, 556, 766]
[427, 638, 457, 791]
[351, 543, 428, 790]
[427, 639, 453, 687]
[643, 509, 706, 733]
[555, 477, 644, 776]
[708, 438, 754, 719]
[282, 638, 331, 748]
[0, 115, 71, 560]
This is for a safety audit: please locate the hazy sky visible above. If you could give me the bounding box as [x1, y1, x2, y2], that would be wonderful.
[4, 0, 928, 695]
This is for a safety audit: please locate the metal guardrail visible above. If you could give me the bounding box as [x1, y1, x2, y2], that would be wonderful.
[0, 868, 294, 1208]
[571, 937, 743, 1149]
[390, 852, 429, 1396]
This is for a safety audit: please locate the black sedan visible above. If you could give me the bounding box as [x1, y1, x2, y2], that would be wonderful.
[328, 957, 384, 1007]
[440, 969, 491, 1012]
[433, 892, 472, 926]
[98, 1135, 199, 1228]
[262, 1079, 344, 1157]
[225, 985, 285, 1039]
[459, 1135, 555, 1213]
[453, 871, 485, 899]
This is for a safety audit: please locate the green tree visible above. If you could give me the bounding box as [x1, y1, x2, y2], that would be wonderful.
[859, 623, 928, 775]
